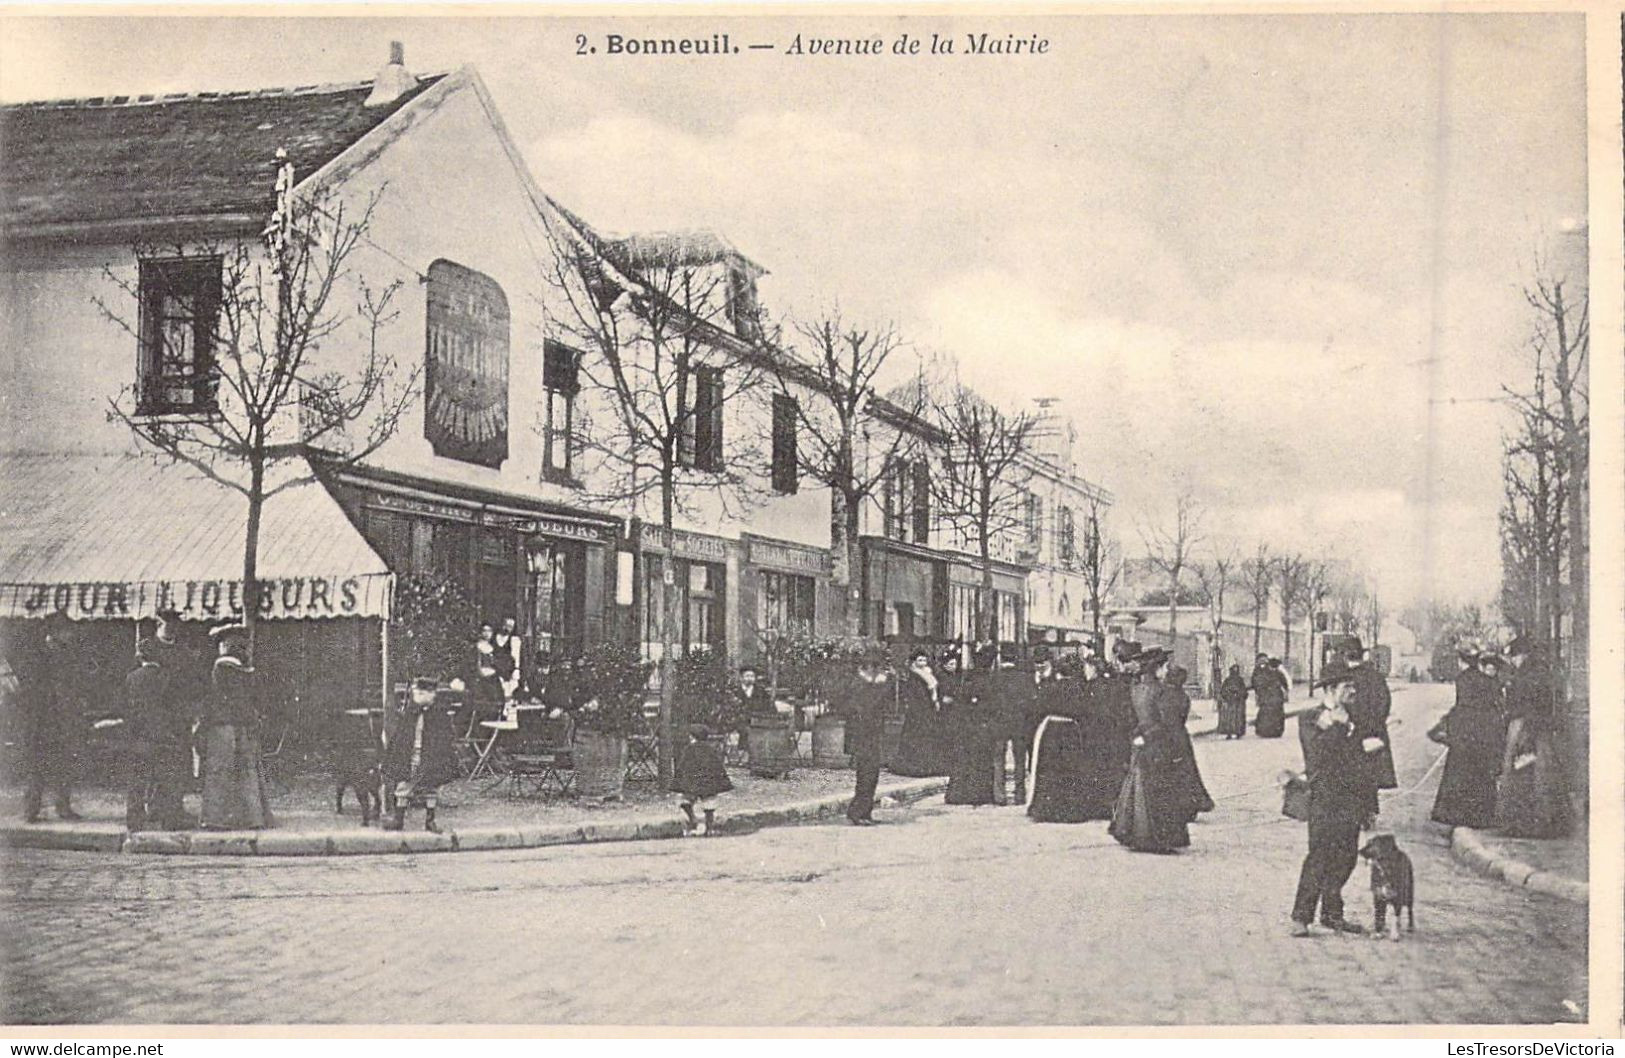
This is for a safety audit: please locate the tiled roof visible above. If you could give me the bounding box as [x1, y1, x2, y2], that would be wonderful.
[0, 75, 446, 233]
[0, 453, 390, 620]
[607, 230, 766, 276]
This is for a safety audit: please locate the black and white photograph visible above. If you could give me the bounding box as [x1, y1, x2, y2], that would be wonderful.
[0, 5, 1617, 1035]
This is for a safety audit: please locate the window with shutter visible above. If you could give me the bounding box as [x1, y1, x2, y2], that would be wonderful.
[688, 365, 725, 471]
[771, 394, 798, 493]
[542, 340, 581, 482]
[911, 459, 931, 543]
[137, 257, 222, 415]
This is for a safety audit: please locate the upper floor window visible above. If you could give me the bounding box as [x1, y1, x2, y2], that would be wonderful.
[543, 340, 581, 484]
[1023, 491, 1042, 546]
[1058, 505, 1076, 564]
[425, 259, 509, 469]
[728, 265, 760, 339]
[137, 257, 221, 415]
[771, 393, 798, 494]
[679, 364, 724, 472]
[883, 459, 931, 545]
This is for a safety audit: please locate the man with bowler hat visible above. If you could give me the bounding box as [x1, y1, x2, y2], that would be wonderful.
[122, 638, 192, 830]
[1340, 637, 1395, 810]
[843, 646, 892, 826]
[1290, 659, 1381, 937]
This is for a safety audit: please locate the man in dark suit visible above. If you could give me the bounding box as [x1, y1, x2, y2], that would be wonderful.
[1341, 638, 1396, 807]
[122, 640, 192, 831]
[732, 665, 775, 758]
[1290, 660, 1381, 937]
[843, 649, 892, 826]
[15, 616, 84, 823]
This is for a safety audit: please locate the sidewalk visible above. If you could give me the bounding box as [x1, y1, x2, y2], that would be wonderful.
[1451, 825, 1589, 905]
[0, 763, 947, 857]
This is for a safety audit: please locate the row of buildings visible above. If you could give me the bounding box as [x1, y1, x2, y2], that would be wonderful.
[0, 46, 1113, 716]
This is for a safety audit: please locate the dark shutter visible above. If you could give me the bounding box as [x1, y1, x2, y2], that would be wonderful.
[911, 460, 931, 543]
[771, 394, 798, 494]
[543, 340, 580, 395]
[693, 366, 724, 471]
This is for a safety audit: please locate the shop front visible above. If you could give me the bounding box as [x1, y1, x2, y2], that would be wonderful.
[859, 536, 947, 643]
[0, 453, 394, 732]
[946, 556, 1029, 649]
[320, 464, 618, 674]
[634, 524, 737, 663]
[738, 533, 833, 660]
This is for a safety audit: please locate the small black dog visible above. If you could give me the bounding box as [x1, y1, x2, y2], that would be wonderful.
[1358, 834, 1415, 940]
[334, 748, 382, 827]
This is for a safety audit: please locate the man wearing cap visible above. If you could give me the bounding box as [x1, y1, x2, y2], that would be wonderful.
[1341, 638, 1396, 806]
[1290, 660, 1381, 936]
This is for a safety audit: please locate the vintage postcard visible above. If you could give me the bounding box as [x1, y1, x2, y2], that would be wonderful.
[0, 3, 1618, 1038]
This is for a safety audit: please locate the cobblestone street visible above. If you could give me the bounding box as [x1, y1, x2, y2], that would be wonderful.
[0, 682, 1587, 1026]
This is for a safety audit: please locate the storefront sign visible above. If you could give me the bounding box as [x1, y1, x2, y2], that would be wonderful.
[641, 527, 730, 562]
[367, 494, 613, 543]
[748, 540, 830, 575]
[425, 260, 510, 469]
[368, 492, 480, 524]
[485, 512, 612, 543]
[2, 574, 394, 621]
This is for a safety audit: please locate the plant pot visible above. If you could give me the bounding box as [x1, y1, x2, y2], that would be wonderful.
[812, 713, 852, 769]
[747, 716, 795, 778]
[573, 728, 627, 800]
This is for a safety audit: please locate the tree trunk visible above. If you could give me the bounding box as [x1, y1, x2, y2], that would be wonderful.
[830, 483, 861, 638]
[243, 458, 265, 666]
[978, 524, 996, 646]
[1252, 601, 1263, 657]
[657, 474, 677, 790]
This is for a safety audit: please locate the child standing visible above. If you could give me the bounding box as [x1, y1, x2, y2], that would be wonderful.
[674, 723, 733, 836]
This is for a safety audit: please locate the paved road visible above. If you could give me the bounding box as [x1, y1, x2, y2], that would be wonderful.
[0, 682, 1587, 1026]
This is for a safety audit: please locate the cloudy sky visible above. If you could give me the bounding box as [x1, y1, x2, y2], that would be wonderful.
[1, 13, 1589, 608]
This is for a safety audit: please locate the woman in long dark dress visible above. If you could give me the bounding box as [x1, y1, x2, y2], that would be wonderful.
[1076, 656, 1135, 820]
[891, 647, 947, 777]
[944, 649, 997, 805]
[1217, 664, 1249, 738]
[1429, 649, 1505, 828]
[1252, 655, 1288, 738]
[1165, 665, 1215, 822]
[199, 624, 273, 830]
[1027, 662, 1093, 823]
[1494, 639, 1570, 838]
[1109, 648, 1191, 853]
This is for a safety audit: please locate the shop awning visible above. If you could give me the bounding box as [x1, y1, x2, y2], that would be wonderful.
[0, 453, 392, 621]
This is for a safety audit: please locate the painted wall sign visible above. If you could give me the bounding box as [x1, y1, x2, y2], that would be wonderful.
[748, 540, 830, 575]
[365, 494, 613, 543]
[641, 527, 730, 562]
[425, 259, 510, 469]
[1, 574, 393, 621]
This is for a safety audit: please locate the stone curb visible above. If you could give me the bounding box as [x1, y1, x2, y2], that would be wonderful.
[1450, 825, 1588, 905]
[0, 777, 949, 859]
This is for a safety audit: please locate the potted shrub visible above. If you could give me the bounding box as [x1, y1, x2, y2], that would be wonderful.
[806, 637, 870, 769]
[571, 642, 654, 800]
[674, 646, 736, 759]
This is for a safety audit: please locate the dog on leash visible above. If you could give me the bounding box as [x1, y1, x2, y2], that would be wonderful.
[1358, 833, 1415, 940]
[334, 748, 382, 827]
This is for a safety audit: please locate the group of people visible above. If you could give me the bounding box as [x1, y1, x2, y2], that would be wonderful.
[831, 639, 1215, 851]
[8, 610, 274, 831]
[1215, 654, 1293, 739]
[1429, 636, 1569, 838]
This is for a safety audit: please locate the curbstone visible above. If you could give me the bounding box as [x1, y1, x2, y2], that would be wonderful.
[184, 832, 259, 856]
[519, 824, 585, 847]
[1450, 825, 1587, 906]
[253, 832, 330, 856]
[123, 831, 193, 855]
[1, 825, 127, 853]
[635, 819, 685, 841]
[324, 831, 412, 856]
[579, 821, 640, 844]
[450, 828, 526, 852]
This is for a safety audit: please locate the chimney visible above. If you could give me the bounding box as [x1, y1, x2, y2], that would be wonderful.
[1029, 397, 1074, 469]
[364, 41, 418, 108]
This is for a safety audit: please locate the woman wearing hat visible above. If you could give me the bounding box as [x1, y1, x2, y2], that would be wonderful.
[1109, 646, 1191, 853]
[1494, 637, 1570, 838]
[1251, 655, 1288, 738]
[199, 624, 273, 829]
[943, 648, 996, 806]
[1026, 653, 1094, 823]
[1217, 664, 1249, 739]
[891, 646, 948, 778]
[1164, 664, 1214, 823]
[1429, 646, 1506, 829]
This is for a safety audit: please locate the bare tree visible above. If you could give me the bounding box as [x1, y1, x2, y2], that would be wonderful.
[1301, 559, 1335, 684]
[1077, 491, 1121, 640]
[1190, 542, 1238, 696]
[1237, 543, 1276, 658]
[774, 309, 927, 637]
[1274, 554, 1310, 678]
[1138, 489, 1205, 640]
[97, 155, 417, 660]
[540, 218, 768, 786]
[928, 379, 1038, 645]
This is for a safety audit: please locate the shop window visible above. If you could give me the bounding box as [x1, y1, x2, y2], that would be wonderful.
[137, 257, 221, 415]
[679, 365, 725, 472]
[760, 570, 815, 636]
[643, 557, 724, 659]
[771, 393, 798, 494]
[543, 340, 581, 484]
